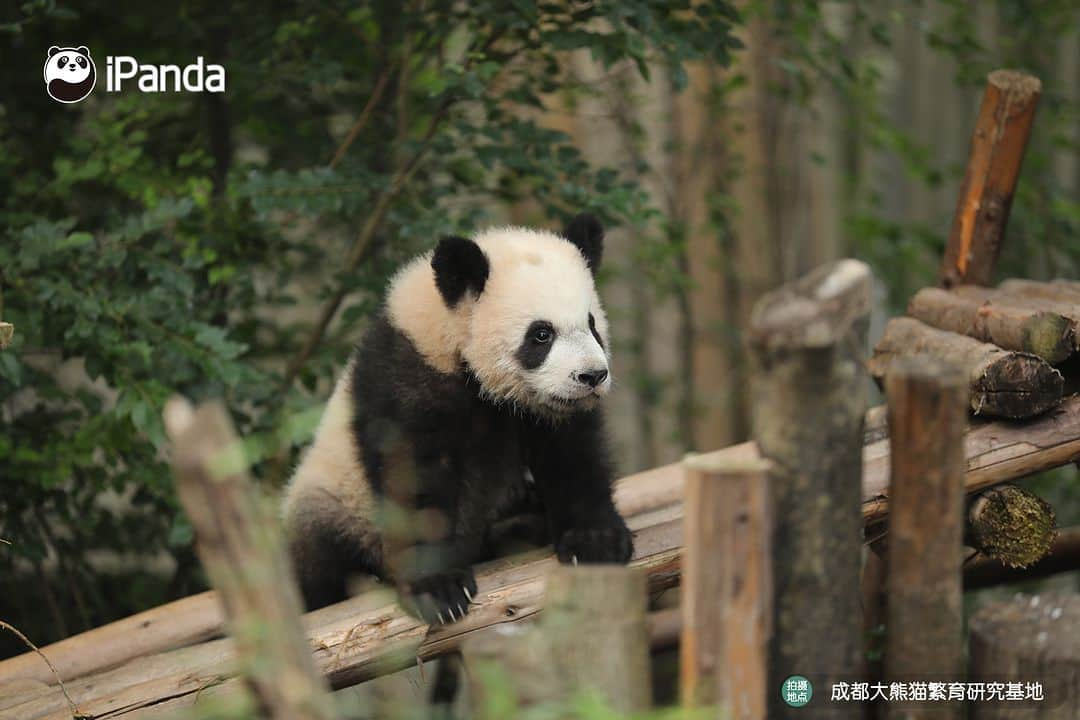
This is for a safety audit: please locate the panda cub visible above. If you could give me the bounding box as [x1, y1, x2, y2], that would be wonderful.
[283, 213, 633, 622]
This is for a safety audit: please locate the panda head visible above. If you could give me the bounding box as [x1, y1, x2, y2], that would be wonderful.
[44, 46, 96, 103]
[429, 213, 611, 418]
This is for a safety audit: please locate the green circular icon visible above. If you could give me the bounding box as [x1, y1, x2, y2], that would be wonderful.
[781, 675, 813, 707]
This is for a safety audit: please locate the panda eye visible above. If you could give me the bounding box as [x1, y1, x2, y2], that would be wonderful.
[59, 55, 68, 65]
[529, 323, 554, 344]
[77, 57, 86, 68]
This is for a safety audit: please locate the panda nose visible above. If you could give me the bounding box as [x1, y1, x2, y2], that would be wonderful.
[69, 64, 76, 69]
[576, 369, 608, 388]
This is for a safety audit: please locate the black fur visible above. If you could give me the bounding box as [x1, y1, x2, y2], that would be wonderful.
[516, 320, 555, 370]
[291, 310, 632, 622]
[432, 235, 489, 306]
[563, 213, 604, 275]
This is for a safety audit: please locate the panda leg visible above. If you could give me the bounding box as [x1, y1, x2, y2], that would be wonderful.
[286, 491, 384, 611]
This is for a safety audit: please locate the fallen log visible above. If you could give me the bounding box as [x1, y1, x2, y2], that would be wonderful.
[908, 286, 1076, 364]
[868, 317, 1063, 418]
[940, 70, 1041, 288]
[5, 396, 1080, 718]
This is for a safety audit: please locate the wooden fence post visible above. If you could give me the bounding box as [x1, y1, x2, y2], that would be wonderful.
[543, 566, 652, 713]
[163, 398, 336, 720]
[883, 357, 968, 720]
[680, 456, 772, 718]
[748, 259, 872, 715]
[969, 593, 1080, 719]
[940, 70, 1041, 288]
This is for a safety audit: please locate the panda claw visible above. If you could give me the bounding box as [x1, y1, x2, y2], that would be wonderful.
[463, 586, 473, 603]
[457, 603, 466, 619]
[572, 554, 579, 566]
[436, 610, 445, 625]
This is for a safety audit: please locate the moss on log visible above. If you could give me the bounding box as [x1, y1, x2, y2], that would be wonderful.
[967, 484, 1057, 568]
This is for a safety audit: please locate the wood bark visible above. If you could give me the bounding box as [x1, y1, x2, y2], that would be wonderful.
[162, 398, 336, 720]
[907, 286, 1076, 364]
[748, 259, 871, 716]
[969, 593, 1080, 719]
[883, 358, 967, 720]
[542, 566, 652, 713]
[680, 456, 771, 718]
[999, 278, 1080, 308]
[0, 322, 12, 350]
[5, 396, 1080, 717]
[966, 484, 1057, 568]
[964, 526, 1080, 589]
[868, 317, 1063, 419]
[940, 70, 1041, 288]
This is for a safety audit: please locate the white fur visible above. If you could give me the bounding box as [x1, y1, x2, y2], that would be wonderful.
[283, 358, 377, 538]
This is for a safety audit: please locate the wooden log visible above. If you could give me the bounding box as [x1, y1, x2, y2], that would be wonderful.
[868, 317, 1063, 419]
[0, 592, 223, 690]
[999, 278, 1080, 309]
[907, 286, 1076, 363]
[6, 396, 1080, 718]
[680, 456, 771, 718]
[162, 398, 336, 720]
[966, 484, 1057, 568]
[940, 70, 1041, 288]
[542, 566, 652, 712]
[0, 322, 12, 350]
[748, 259, 871, 715]
[965, 526, 1080, 589]
[884, 357, 967, 720]
[969, 593, 1080, 719]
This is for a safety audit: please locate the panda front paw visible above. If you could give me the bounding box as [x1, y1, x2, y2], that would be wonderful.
[555, 519, 634, 565]
[402, 568, 478, 626]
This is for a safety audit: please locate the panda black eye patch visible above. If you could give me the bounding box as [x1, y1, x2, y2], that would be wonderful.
[517, 321, 556, 370]
[588, 313, 604, 349]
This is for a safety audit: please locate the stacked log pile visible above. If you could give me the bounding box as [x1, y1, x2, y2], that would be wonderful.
[871, 279, 1078, 420]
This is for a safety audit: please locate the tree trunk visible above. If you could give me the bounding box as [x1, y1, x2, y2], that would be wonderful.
[868, 317, 1063, 419]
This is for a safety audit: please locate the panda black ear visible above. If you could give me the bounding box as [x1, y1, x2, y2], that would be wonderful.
[48, 46, 61, 58]
[432, 235, 489, 307]
[563, 212, 604, 275]
[75, 46, 90, 56]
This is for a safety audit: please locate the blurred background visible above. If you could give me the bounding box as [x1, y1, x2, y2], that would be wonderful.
[2, 0, 1079, 658]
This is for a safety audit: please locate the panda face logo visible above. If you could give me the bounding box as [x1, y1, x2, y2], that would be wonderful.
[44, 46, 96, 103]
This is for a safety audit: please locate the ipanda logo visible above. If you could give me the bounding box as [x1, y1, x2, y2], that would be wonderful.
[44, 46, 225, 103]
[44, 46, 96, 103]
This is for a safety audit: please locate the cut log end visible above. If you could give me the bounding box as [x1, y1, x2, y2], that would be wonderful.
[0, 322, 12, 350]
[968, 485, 1057, 568]
[987, 69, 1043, 103]
[749, 259, 871, 350]
[971, 353, 1064, 418]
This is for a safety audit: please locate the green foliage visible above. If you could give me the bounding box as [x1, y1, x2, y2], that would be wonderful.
[0, 0, 739, 650]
